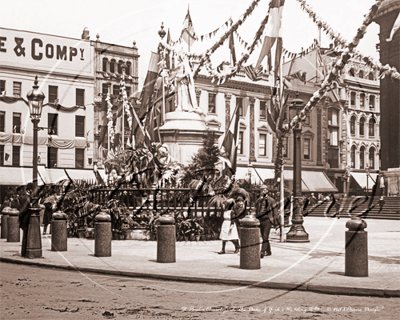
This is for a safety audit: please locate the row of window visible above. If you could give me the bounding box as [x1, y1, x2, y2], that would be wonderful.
[102, 83, 131, 97]
[0, 112, 85, 137]
[350, 146, 376, 169]
[0, 145, 86, 169]
[102, 58, 132, 76]
[350, 117, 376, 137]
[0, 80, 86, 106]
[350, 92, 376, 110]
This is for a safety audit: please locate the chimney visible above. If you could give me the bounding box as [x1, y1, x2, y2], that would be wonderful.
[81, 27, 90, 40]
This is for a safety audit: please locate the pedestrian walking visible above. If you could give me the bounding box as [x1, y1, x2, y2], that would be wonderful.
[42, 191, 56, 235]
[255, 185, 279, 258]
[17, 185, 32, 258]
[218, 199, 240, 254]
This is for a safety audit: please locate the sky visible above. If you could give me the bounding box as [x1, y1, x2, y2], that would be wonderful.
[1, 0, 380, 85]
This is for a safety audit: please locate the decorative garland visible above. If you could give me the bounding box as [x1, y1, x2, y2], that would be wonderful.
[295, 0, 400, 81]
[285, 0, 386, 132]
[105, 92, 114, 145]
[120, 75, 132, 130]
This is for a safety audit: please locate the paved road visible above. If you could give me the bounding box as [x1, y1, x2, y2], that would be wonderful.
[1, 262, 398, 320]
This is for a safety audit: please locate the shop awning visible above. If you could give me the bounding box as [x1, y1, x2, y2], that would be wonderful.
[284, 170, 338, 193]
[350, 172, 378, 191]
[235, 167, 274, 184]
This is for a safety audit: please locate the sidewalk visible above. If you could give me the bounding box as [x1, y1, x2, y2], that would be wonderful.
[1, 217, 399, 297]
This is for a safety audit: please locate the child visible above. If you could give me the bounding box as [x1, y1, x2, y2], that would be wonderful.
[218, 199, 240, 254]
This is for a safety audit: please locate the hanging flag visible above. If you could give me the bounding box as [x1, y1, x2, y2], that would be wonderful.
[144, 106, 161, 146]
[229, 33, 237, 65]
[140, 52, 160, 119]
[130, 103, 146, 147]
[93, 164, 105, 185]
[255, 0, 285, 70]
[221, 106, 240, 175]
[386, 12, 400, 42]
[180, 7, 197, 47]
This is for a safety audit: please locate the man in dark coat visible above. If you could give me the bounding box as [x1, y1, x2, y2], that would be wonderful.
[255, 185, 279, 258]
[17, 186, 32, 258]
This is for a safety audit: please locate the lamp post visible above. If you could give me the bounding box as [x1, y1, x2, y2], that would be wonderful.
[27, 76, 45, 191]
[286, 98, 309, 243]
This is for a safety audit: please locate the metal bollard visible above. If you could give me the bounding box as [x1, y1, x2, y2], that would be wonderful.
[239, 215, 261, 270]
[95, 211, 112, 257]
[157, 215, 176, 263]
[51, 211, 67, 252]
[345, 218, 368, 277]
[1, 207, 11, 239]
[7, 208, 20, 243]
[26, 206, 42, 258]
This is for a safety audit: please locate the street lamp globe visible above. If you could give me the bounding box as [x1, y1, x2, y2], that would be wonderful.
[26, 76, 45, 121]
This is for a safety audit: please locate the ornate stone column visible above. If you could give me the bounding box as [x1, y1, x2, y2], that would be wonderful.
[224, 93, 232, 131]
[249, 97, 256, 162]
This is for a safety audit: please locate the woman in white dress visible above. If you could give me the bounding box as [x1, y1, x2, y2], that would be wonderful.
[218, 199, 240, 254]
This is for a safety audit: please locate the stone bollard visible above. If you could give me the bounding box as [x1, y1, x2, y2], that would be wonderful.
[345, 217, 368, 277]
[7, 208, 20, 243]
[239, 215, 261, 270]
[51, 211, 68, 252]
[95, 211, 112, 257]
[157, 215, 176, 263]
[26, 206, 43, 258]
[1, 207, 10, 239]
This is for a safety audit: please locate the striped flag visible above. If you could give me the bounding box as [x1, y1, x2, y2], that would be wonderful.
[180, 8, 197, 47]
[222, 106, 240, 174]
[139, 52, 160, 119]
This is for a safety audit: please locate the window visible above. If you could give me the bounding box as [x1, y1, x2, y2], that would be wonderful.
[126, 86, 131, 98]
[13, 82, 21, 97]
[360, 93, 365, 108]
[118, 61, 123, 74]
[350, 92, 356, 106]
[12, 146, 20, 166]
[49, 85, 58, 104]
[0, 111, 4, 132]
[13, 113, 21, 133]
[328, 108, 339, 146]
[0, 80, 5, 93]
[0, 145, 4, 166]
[102, 83, 109, 95]
[282, 137, 288, 157]
[328, 148, 339, 168]
[369, 118, 375, 137]
[238, 131, 244, 155]
[48, 147, 57, 168]
[48, 113, 58, 135]
[368, 72, 374, 80]
[75, 116, 85, 137]
[359, 118, 365, 136]
[369, 147, 375, 169]
[328, 108, 338, 126]
[369, 95, 375, 110]
[304, 114, 310, 125]
[360, 146, 365, 169]
[75, 148, 85, 168]
[208, 93, 216, 114]
[110, 60, 115, 73]
[237, 97, 243, 117]
[260, 101, 266, 119]
[351, 145, 356, 168]
[350, 116, 356, 135]
[113, 85, 120, 96]
[259, 133, 267, 156]
[102, 58, 107, 72]
[329, 127, 338, 146]
[126, 62, 131, 76]
[303, 138, 311, 160]
[358, 70, 364, 79]
[76, 88, 85, 106]
[349, 68, 355, 77]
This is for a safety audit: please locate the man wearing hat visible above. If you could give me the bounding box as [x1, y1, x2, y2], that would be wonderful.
[256, 185, 279, 258]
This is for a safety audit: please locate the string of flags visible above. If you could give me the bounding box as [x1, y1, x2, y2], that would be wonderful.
[295, 0, 399, 81]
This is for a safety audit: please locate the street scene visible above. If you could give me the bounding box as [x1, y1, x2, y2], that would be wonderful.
[1, 0, 400, 319]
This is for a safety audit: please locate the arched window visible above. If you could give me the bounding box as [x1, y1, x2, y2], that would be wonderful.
[350, 116, 356, 135]
[126, 62, 131, 76]
[110, 59, 115, 73]
[368, 72, 374, 80]
[358, 70, 364, 78]
[360, 146, 365, 169]
[350, 92, 356, 106]
[349, 68, 355, 77]
[351, 145, 356, 168]
[359, 117, 365, 136]
[118, 60, 123, 74]
[360, 93, 365, 108]
[369, 118, 375, 137]
[102, 58, 108, 72]
[369, 95, 375, 110]
[369, 147, 375, 169]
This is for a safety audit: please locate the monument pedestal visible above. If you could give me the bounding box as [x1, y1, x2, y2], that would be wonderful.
[160, 111, 222, 165]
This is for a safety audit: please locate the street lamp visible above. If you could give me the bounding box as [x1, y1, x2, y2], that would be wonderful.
[26, 76, 45, 191]
[286, 98, 310, 243]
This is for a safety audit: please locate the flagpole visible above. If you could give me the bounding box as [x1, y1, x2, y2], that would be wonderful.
[279, 50, 285, 243]
[220, 101, 240, 148]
